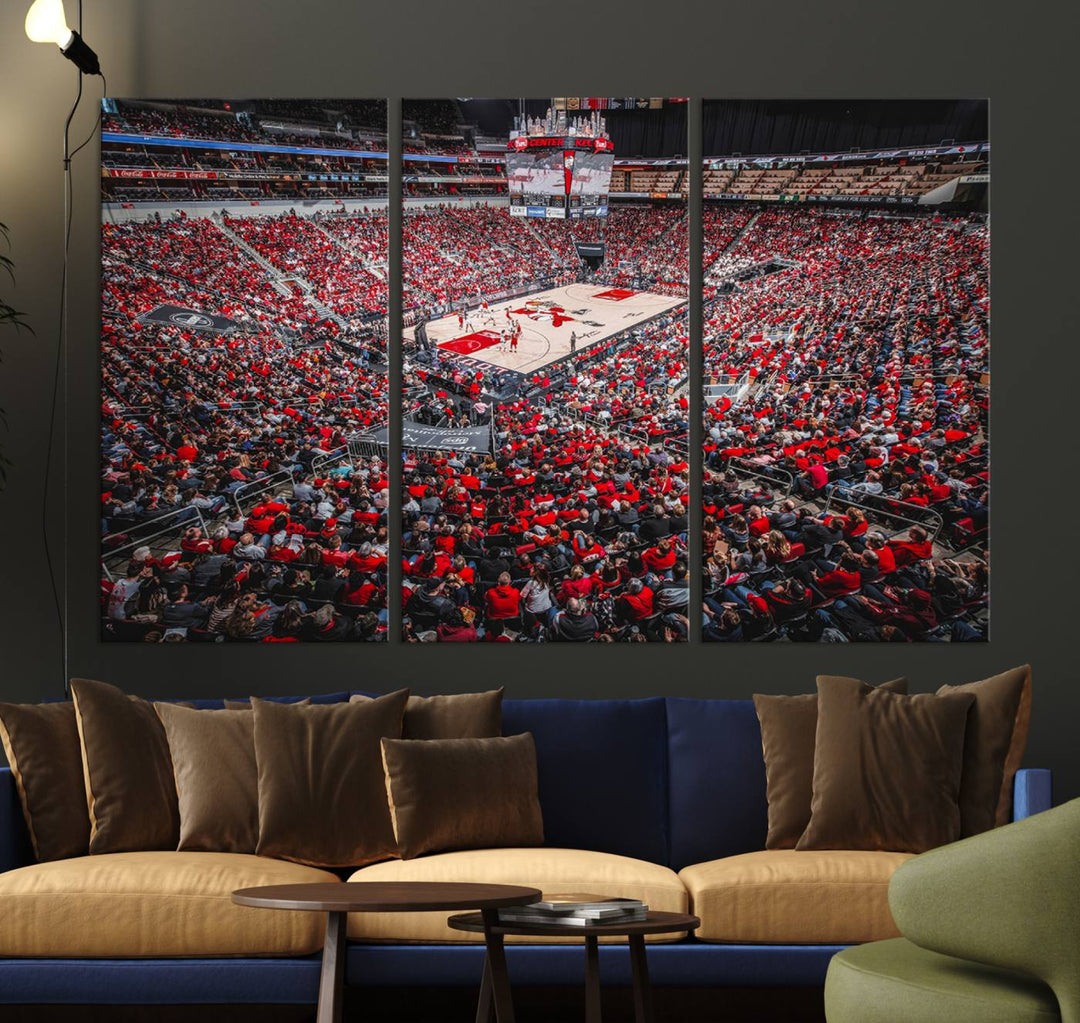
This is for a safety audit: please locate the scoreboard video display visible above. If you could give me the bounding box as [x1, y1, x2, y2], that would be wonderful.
[507, 136, 613, 218]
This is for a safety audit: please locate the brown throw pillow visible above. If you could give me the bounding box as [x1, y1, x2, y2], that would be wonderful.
[797, 676, 974, 854]
[253, 689, 409, 868]
[350, 689, 504, 739]
[155, 704, 259, 854]
[938, 665, 1032, 835]
[799, 678, 976, 855]
[753, 677, 907, 849]
[381, 733, 544, 859]
[0, 702, 89, 861]
[71, 678, 181, 854]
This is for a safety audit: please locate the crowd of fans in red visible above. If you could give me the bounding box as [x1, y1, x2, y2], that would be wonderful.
[226, 213, 387, 319]
[403, 204, 691, 642]
[98, 162, 987, 645]
[403, 203, 688, 313]
[100, 211, 390, 642]
[402, 205, 578, 309]
[700, 206, 989, 641]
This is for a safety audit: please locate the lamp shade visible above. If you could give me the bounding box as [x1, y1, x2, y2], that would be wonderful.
[25, 0, 74, 47]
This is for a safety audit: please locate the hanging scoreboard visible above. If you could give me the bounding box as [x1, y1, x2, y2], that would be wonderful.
[507, 135, 614, 218]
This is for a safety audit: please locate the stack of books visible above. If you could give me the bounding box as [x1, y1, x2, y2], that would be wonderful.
[498, 893, 648, 927]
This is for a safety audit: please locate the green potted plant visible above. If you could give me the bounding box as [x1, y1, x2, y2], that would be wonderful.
[0, 221, 34, 490]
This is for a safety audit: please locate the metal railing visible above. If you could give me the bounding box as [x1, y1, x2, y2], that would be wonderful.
[664, 436, 689, 460]
[704, 372, 751, 404]
[725, 457, 795, 497]
[805, 373, 864, 387]
[821, 490, 944, 542]
[105, 403, 165, 418]
[101, 507, 209, 583]
[307, 427, 388, 477]
[229, 470, 294, 518]
[311, 447, 350, 477]
[347, 432, 388, 461]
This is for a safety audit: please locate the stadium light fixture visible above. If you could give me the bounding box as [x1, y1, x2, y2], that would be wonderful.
[25, 0, 100, 75]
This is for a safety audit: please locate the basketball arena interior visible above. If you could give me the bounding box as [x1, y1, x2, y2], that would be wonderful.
[97, 97, 987, 643]
[401, 98, 690, 643]
[100, 98, 391, 642]
[700, 101, 988, 643]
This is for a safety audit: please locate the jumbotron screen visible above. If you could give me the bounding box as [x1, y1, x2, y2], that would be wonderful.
[569, 150, 614, 214]
[508, 137, 613, 218]
[507, 148, 565, 205]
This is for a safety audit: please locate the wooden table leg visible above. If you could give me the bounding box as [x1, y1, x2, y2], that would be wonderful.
[584, 934, 602, 1023]
[475, 952, 495, 1023]
[316, 910, 347, 1023]
[480, 909, 516, 1023]
[629, 933, 654, 1023]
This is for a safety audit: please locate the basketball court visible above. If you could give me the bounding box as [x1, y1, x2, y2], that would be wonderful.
[406, 282, 685, 375]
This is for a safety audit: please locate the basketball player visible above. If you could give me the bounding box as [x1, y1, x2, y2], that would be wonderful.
[510, 330, 519, 353]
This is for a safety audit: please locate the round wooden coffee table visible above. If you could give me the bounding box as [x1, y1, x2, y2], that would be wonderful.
[448, 909, 700, 1023]
[233, 881, 541, 1023]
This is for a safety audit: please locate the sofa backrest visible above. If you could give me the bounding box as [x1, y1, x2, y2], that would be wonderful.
[0, 768, 33, 873]
[502, 698, 670, 866]
[503, 698, 769, 870]
[2, 693, 771, 874]
[665, 699, 768, 870]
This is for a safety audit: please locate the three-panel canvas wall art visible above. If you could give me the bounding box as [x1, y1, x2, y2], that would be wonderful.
[99, 98, 989, 644]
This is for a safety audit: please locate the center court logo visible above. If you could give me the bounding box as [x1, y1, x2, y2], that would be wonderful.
[169, 312, 215, 329]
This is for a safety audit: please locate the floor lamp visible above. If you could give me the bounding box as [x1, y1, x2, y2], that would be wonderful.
[25, 0, 105, 696]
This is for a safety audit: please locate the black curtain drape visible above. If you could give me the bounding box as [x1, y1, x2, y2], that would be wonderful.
[605, 105, 688, 159]
[703, 100, 988, 157]
[424, 99, 986, 160]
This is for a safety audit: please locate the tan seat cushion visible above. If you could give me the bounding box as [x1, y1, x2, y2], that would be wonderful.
[0, 852, 340, 957]
[679, 850, 914, 944]
[347, 847, 687, 943]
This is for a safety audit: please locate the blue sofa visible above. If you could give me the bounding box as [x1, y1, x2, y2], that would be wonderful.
[0, 696, 1052, 1006]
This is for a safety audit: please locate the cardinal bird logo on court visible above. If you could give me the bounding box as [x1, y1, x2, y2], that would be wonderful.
[512, 305, 575, 327]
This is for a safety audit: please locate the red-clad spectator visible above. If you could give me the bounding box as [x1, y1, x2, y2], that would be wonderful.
[484, 574, 522, 621]
[889, 526, 934, 567]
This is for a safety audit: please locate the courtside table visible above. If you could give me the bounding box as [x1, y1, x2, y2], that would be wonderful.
[448, 909, 701, 1023]
[233, 881, 541, 1023]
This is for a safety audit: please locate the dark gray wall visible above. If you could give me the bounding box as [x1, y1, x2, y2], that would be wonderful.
[0, 0, 1077, 802]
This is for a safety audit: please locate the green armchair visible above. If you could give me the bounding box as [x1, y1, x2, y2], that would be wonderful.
[825, 798, 1080, 1023]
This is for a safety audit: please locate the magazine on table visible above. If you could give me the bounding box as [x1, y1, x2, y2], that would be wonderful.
[498, 893, 648, 926]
